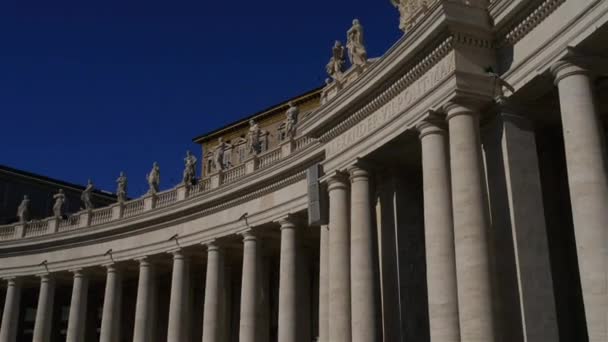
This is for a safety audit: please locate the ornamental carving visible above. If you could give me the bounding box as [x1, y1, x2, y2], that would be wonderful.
[390, 0, 489, 32]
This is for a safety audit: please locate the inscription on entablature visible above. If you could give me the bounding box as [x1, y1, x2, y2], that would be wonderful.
[326, 53, 454, 157]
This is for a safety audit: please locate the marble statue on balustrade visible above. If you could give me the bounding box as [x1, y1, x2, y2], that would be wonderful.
[17, 195, 30, 223]
[183, 150, 198, 186]
[285, 101, 299, 139]
[146, 162, 161, 195]
[248, 119, 263, 155]
[81, 179, 95, 210]
[390, 0, 430, 32]
[214, 137, 231, 171]
[53, 189, 66, 218]
[347, 19, 368, 68]
[326, 40, 346, 82]
[116, 172, 128, 203]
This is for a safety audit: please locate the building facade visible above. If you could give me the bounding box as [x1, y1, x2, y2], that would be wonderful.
[1, 1, 607, 342]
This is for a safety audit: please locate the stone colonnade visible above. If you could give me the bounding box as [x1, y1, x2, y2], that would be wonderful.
[0, 58, 606, 342]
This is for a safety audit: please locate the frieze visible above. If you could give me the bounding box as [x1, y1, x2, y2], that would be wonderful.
[326, 52, 454, 157]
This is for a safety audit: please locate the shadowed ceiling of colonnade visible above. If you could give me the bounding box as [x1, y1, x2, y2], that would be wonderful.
[0, 0, 401, 197]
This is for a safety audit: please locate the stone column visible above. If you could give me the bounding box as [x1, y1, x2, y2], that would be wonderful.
[66, 270, 89, 342]
[167, 250, 190, 342]
[552, 60, 608, 342]
[318, 224, 330, 342]
[99, 264, 122, 342]
[32, 274, 55, 342]
[327, 173, 352, 342]
[446, 102, 496, 342]
[239, 231, 259, 342]
[133, 257, 157, 342]
[202, 242, 226, 342]
[277, 217, 298, 342]
[417, 117, 460, 342]
[0, 278, 22, 342]
[348, 165, 378, 342]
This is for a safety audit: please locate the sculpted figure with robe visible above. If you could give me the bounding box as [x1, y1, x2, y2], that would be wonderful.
[326, 40, 346, 82]
[347, 19, 368, 68]
[183, 150, 198, 186]
[147, 162, 161, 195]
[248, 120, 263, 155]
[53, 189, 66, 218]
[81, 179, 95, 210]
[285, 101, 299, 139]
[116, 172, 128, 203]
[214, 137, 230, 171]
[17, 195, 30, 223]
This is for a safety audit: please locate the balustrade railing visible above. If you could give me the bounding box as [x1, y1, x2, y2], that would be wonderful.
[24, 220, 50, 237]
[258, 147, 283, 169]
[156, 189, 178, 208]
[222, 164, 246, 184]
[90, 207, 113, 225]
[0, 134, 313, 242]
[123, 199, 145, 218]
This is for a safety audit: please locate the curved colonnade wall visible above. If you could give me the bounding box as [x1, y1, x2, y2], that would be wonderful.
[1, 0, 608, 341]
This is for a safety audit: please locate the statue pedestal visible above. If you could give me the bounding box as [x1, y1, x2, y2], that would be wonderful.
[144, 194, 157, 211]
[245, 156, 259, 174]
[177, 185, 189, 201]
[79, 210, 92, 228]
[14, 224, 25, 238]
[210, 171, 223, 189]
[281, 139, 295, 157]
[111, 203, 124, 220]
[49, 218, 59, 233]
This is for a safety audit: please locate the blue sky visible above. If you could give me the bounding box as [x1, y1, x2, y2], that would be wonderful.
[1, 0, 401, 196]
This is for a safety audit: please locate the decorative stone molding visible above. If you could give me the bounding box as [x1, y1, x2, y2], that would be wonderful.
[496, 0, 566, 47]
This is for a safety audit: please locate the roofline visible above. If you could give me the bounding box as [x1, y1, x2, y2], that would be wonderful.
[0, 164, 117, 199]
[192, 86, 324, 144]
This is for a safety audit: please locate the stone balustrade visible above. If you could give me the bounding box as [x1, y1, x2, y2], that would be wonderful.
[0, 134, 316, 242]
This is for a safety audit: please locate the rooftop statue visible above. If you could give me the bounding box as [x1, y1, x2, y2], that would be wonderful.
[248, 119, 263, 155]
[81, 179, 95, 210]
[390, 0, 431, 32]
[53, 189, 66, 218]
[285, 101, 299, 139]
[17, 195, 30, 223]
[347, 19, 368, 68]
[326, 40, 346, 82]
[183, 150, 198, 186]
[214, 137, 230, 171]
[116, 172, 128, 203]
[147, 162, 161, 195]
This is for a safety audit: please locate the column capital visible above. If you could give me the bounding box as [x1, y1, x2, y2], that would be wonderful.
[550, 60, 592, 85]
[416, 113, 447, 139]
[202, 239, 222, 252]
[3, 276, 21, 286]
[276, 215, 297, 230]
[134, 255, 155, 267]
[444, 100, 480, 121]
[326, 171, 349, 191]
[347, 163, 370, 183]
[69, 268, 89, 278]
[239, 229, 258, 242]
[101, 262, 121, 273]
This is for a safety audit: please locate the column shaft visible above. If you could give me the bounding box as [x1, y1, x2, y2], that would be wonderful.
[239, 232, 259, 342]
[447, 103, 496, 342]
[133, 258, 157, 342]
[202, 243, 225, 342]
[552, 61, 608, 342]
[318, 225, 330, 342]
[348, 166, 378, 342]
[167, 250, 190, 342]
[327, 173, 352, 342]
[277, 219, 298, 342]
[418, 119, 460, 342]
[66, 270, 89, 342]
[99, 265, 122, 342]
[32, 275, 55, 342]
[0, 279, 21, 342]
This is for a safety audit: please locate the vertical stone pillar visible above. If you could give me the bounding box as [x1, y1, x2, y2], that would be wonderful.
[32, 274, 55, 342]
[167, 250, 190, 342]
[0, 278, 22, 342]
[551, 60, 608, 342]
[66, 269, 89, 342]
[446, 101, 496, 342]
[133, 257, 157, 342]
[202, 242, 226, 342]
[318, 224, 330, 342]
[348, 164, 378, 342]
[277, 217, 298, 342]
[99, 264, 122, 342]
[239, 231, 259, 342]
[417, 117, 460, 342]
[327, 173, 352, 342]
